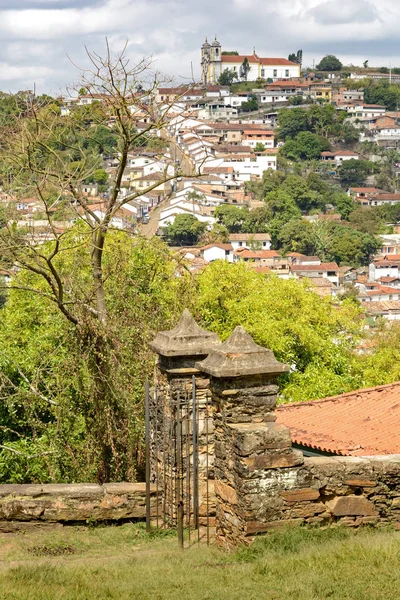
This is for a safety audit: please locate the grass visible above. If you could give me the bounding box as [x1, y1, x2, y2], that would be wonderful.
[0, 523, 400, 599]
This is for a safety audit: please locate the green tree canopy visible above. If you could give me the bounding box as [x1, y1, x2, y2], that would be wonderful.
[280, 131, 331, 161]
[316, 55, 343, 71]
[218, 69, 238, 86]
[165, 214, 207, 246]
[339, 159, 377, 187]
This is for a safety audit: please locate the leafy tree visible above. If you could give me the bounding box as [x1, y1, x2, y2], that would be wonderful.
[240, 57, 251, 81]
[0, 234, 195, 483]
[338, 159, 376, 187]
[218, 69, 238, 86]
[165, 214, 207, 246]
[197, 261, 362, 401]
[281, 173, 324, 212]
[240, 96, 258, 112]
[93, 169, 108, 185]
[264, 189, 301, 245]
[333, 193, 358, 220]
[327, 223, 379, 266]
[254, 142, 266, 152]
[281, 131, 330, 161]
[222, 51, 239, 56]
[348, 207, 383, 235]
[277, 107, 310, 139]
[288, 53, 297, 62]
[341, 122, 360, 144]
[363, 60, 369, 69]
[316, 55, 343, 71]
[278, 218, 317, 255]
[214, 205, 249, 232]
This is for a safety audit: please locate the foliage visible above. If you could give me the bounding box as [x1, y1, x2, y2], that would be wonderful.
[197, 262, 362, 399]
[0, 232, 195, 483]
[239, 57, 250, 81]
[213, 205, 268, 234]
[281, 131, 330, 161]
[363, 80, 400, 111]
[316, 55, 343, 71]
[221, 51, 239, 56]
[218, 69, 238, 86]
[240, 96, 258, 112]
[165, 214, 206, 246]
[338, 159, 377, 187]
[254, 142, 266, 152]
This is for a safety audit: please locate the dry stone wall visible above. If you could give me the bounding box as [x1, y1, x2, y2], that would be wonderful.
[0, 483, 157, 532]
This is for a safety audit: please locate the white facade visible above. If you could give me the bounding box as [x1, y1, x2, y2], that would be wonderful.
[200, 245, 234, 263]
[370, 263, 400, 281]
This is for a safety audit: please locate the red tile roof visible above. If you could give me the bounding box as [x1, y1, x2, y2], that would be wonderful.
[221, 55, 297, 66]
[277, 382, 400, 456]
[290, 262, 339, 272]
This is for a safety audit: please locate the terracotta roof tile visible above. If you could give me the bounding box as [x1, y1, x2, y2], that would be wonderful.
[277, 382, 400, 455]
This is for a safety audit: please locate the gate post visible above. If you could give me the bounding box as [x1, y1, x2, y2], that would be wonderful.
[197, 326, 304, 548]
[149, 309, 220, 528]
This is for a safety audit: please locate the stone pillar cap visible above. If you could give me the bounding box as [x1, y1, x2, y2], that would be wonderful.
[196, 326, 289, 378]
[149, 309, 220, 357]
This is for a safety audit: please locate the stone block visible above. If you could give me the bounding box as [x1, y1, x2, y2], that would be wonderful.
[344, 479, 376, 488]
[326, 495, 378, 517]
[243, 449, 304, 471]
[214, 480, 238, 505]
[229, 423, 292, 456]
[291, 503, 326, 518]
[280, 488, 320, 503]
[245, 518, 302, 535]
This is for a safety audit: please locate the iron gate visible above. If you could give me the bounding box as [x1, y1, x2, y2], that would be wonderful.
[145, 375, 212, 548]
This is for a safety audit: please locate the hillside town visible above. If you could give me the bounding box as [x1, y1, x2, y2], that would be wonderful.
[3, 39, 400, 322]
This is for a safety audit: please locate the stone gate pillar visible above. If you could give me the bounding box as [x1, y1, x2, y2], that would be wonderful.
[149, 309, 220, 525]
[197, 326, 304, 547]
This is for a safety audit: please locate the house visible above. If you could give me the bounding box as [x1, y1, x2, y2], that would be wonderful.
[234, 248, 280, 264]
[364, 301, 400, 321]
[287, 253, 321, 266]
[201, 38, 300, 84]
[333, 88, 364, 105]
[290, 262, 340, 285]
[347, 104, 386, 120]
[321, 150, 360, 164]
[241, 129, 275, 149]
[349, 188, 387, 206]
[277, 382, 400, 456]
[369, 259, 400, 281]
[378, 235, 400, 255]
[228, 233, 271, 250]
[199, 243, 234, 263]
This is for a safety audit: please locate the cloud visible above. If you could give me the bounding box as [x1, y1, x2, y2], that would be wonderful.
[0, 0, 398, 93]
[306, 0, 378, 25]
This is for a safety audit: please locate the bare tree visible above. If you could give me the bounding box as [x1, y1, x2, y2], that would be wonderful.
[0, 43, 200, 481]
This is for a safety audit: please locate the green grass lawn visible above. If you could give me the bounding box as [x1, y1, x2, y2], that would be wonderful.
[0, 523, 400, 599]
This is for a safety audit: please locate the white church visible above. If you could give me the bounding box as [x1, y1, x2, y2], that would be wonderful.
[201, 37, 300, 84]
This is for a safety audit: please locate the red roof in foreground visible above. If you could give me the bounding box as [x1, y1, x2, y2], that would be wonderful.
[276, 382, 400, 456]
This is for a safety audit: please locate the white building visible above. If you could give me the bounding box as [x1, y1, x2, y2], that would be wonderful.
[199, 243, 234, 263]
[228, 233, 271, 250]
[201, 38, 300, 84]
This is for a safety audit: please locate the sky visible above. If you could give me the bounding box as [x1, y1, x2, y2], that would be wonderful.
[0, 0, 399, 94]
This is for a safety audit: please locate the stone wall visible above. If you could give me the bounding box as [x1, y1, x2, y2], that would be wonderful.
[195, 323, 400, 548]
[0, 483, 157, 532]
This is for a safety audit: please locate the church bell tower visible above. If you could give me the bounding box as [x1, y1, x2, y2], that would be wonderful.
[201, 36, 222, 84]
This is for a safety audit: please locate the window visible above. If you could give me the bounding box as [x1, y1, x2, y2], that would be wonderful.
[239, 241, 243, 247]
[225, 250, 230, 256]
[273, 69, 277, 77]
[263, 242, 267, 247]
[285, 70, 289, 77]
[261, 68, 265, 77]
